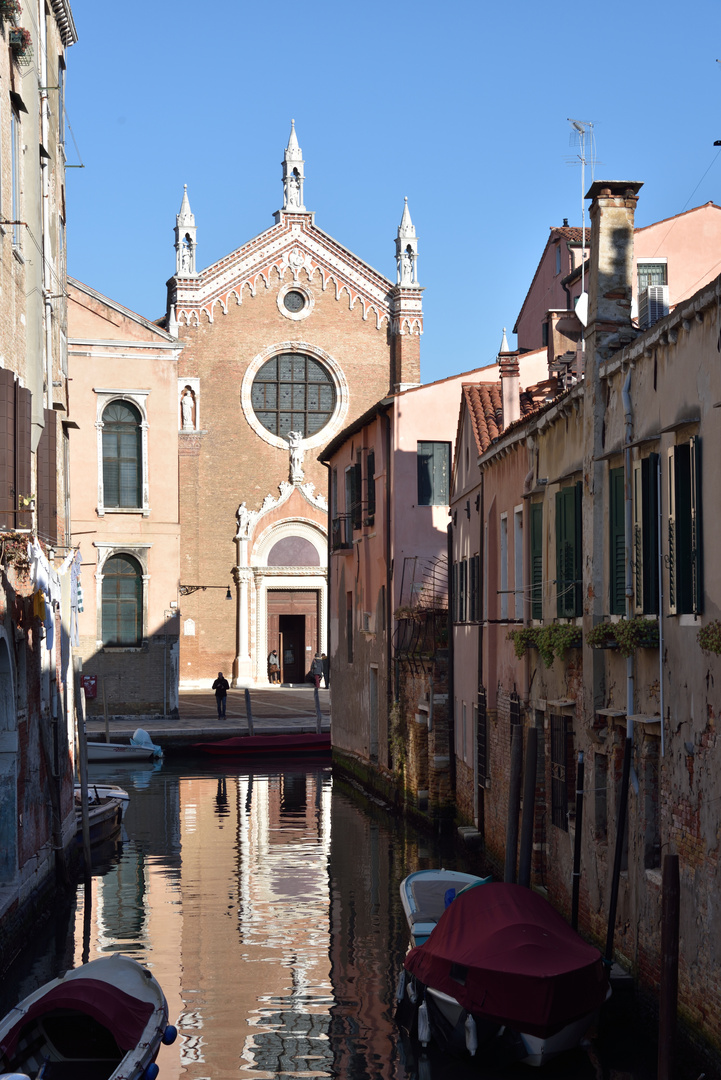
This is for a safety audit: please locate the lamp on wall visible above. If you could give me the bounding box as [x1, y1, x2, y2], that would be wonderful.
[179, 584, 232, 600]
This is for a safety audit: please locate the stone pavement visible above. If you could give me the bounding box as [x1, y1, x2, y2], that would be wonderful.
[85, 686, 331, 751]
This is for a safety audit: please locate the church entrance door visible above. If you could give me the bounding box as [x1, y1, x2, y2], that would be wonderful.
[267, 590, 319, 684]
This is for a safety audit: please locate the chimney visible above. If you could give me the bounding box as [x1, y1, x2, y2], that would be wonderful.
[584, 181, 643, 363]
[499, 347, 521, 428]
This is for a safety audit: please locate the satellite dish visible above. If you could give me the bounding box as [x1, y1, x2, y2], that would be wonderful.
[576, 292, 589, 327]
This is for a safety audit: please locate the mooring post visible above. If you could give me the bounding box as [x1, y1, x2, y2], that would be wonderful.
[518, 726, 538, 887]
[605, 730, 633, 963]
[313, 686, 322, 734]
[244, 688, 254, 735]
[658, 853, 680, 1080]
[504, 723, 523, 883]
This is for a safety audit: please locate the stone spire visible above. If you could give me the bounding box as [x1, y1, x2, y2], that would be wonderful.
[395, 197, 419, 286]
[499, 327, 510, 354]
[174, 185, 197, 276]
[282, 119, 306, 212]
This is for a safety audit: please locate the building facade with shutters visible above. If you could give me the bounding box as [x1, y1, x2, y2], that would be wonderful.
[450, 179, 721, 1055]
[165, 125, 423, 688]
[0, 0, 78, 966]
[66, 279, 183, 717]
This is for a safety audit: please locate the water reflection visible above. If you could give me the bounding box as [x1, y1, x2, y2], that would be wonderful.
[0, 762, 685, 1080]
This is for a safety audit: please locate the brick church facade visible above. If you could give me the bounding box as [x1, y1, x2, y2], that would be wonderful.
[167, 123, 423, 686]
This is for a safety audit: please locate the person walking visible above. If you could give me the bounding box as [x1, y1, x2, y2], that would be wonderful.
[321, 653, 330, 689]
[212, 671, 229, 718]
[310, 653, 323, 689]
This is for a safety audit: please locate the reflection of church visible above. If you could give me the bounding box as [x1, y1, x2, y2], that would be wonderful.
[169, 123, 423, 685]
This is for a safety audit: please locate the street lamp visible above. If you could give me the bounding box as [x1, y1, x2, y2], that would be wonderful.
[179, 584, 232, 599]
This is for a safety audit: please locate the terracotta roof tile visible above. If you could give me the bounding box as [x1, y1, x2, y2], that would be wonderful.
[460, 378, 561, 458]
[553, 226, 591, 243]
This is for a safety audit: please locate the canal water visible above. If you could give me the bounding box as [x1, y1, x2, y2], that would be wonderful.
[0, 759, 694, 1079]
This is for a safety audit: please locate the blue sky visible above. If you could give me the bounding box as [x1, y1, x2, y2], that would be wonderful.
[65, 0, 721, 386]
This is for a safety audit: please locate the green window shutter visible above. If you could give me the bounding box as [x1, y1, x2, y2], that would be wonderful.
[531, 503, 543, 619]
[610, 467, 625, 615]
[690, 436, 703, 615]
[556, 484, 581, 618]
[641, 454, 659, 614]
[667, 448, 677, 615]
[674, 444, 693, 613]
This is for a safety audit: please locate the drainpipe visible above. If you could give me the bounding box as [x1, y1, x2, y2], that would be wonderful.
[657, 456, 665, 756]
[521, 442, 536, 706]
[622, 368, 634, 726]
[383, 410, 394, 705]
[39, 7, 54, 409]
[447, 518, 455, 792]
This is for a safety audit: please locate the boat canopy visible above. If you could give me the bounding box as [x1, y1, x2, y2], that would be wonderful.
[404, 883, 608, 1038]
[0, 979, 154, 1061]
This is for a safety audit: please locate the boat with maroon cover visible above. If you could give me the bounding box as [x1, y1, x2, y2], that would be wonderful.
[400, 882, 609, 1067]
[193, 732, 330, 756]
[0, 954, 177, 1080]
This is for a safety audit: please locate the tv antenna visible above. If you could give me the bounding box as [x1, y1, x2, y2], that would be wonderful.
[567, 119, 596, 309]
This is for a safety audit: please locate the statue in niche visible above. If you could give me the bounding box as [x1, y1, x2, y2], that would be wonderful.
[402, 247, 413, 285]
[181, 388, 195, 430]
[181, 234, 193, 274]
[288, 431, 305, 484]
[287, 171, 300, 208]
[236, 502, 251, 538]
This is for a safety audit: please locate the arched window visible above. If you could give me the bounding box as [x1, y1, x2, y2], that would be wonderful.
[102, 554, 142, 645]
[102, 401, 141, 508]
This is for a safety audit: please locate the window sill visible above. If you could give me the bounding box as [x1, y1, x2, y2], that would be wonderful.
[101, 645, 145, 653]
[100, 507, 147, 515]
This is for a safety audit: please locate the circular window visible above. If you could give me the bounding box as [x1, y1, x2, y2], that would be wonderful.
[250, 353, 337, 439]
[283, 290, 306, 313]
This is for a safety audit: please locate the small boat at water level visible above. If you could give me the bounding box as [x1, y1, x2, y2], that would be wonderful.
[400, 868, 492, 947]
[399, 882, 609, 1068]
[193, 732, 331, 756]
[87, 729, 162, 764]
[0, 953, 177, 1080]
[74, 795, 124, 848]
[75, 783, 130, 809]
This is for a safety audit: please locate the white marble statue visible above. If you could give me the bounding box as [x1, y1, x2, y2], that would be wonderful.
[236, 501, 250, 538]
[181, 390, 195, 430]
[288, 430, 305, 483]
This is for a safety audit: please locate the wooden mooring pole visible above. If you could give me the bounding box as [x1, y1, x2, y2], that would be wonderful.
[658, 853, 680, 1080]
[244, 688, 254, 735]
[571, 751, 585, 930]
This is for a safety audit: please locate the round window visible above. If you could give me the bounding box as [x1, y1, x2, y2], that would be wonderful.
[283, 290, 306, 313]
[250, 353, 337, 439]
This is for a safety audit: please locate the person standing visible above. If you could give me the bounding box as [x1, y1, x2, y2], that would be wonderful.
[310, 653, 323, 689]
[267, 650, 280, 684]
[212, 671, 229, 718]
[321, 653, 330, 689]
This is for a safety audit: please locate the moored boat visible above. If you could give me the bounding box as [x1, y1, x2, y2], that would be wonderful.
[0, 953, 177, 1080]
[87, 730, 162, 763]
[193, 732, 331, 756]
[75, 783, 130, 809]
[400, 868, 492, 947]
[74, 795, 124, 848]
[399, 882, 609, 1067]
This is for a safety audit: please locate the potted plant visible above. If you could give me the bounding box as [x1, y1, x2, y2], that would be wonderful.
[587, 617, 659, 658]
[698, 620, 721, 656]
[507, 626, 538, 659]
[507, 624, 581, 667]
[9, 25, 31, 61]
[0, 0, 21, 18]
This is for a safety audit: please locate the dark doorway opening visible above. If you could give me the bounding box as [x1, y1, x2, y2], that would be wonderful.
[279, 614, 306, 683]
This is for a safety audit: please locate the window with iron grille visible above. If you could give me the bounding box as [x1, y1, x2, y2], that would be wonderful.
[251, 353, 336, 438]
[102, 554, 142, 646]
[509, 691, 521, 743]
[550, 714, 569, 830]
[477, 686, 488, 784]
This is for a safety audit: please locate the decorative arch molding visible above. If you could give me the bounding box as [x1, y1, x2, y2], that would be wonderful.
[93, 388, 151, 517]
[251, 517, 327, 568]
[240, 341, 350, 452]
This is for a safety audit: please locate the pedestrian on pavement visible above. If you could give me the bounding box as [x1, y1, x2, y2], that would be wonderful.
[212, 671, 229, 717]
[321, 653, 330, 689]
[310, 653, 323, 689]
[267, 649, 280, 684]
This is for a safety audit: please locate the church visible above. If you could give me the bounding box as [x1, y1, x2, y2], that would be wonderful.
[168, 123, 423, 687]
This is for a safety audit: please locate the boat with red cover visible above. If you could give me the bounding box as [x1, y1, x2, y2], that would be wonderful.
[399, 882, 609, 1067]
[193, 732, 330, 756]
[0, 954, 177, 1080]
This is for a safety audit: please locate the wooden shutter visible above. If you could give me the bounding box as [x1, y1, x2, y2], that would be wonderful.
[556, 485, 581, 618]
[610, 467, 625, 615]
[37, 409, 58, 543]
[0, 369, 15, 531]
[531, 502, 543, 620]
[667, 447, 677, 615]
[640, 454, 659, 614]
[16, 387, 32, 531]
[689, 436, 702, 615]
[366, 450, 376, 519]
[674, 443, 693, 614]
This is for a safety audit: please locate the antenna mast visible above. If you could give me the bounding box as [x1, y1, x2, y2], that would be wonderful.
[568, 119, 595, 378]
